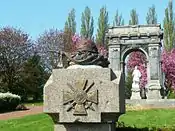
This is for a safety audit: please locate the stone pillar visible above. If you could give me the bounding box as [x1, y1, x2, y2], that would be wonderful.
[108, 40, 121, 71]
[44, 68, 125, 131]
[147, 44, 161, 99]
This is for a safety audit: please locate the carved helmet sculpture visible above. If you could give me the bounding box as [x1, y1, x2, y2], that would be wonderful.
[64, 38, 109, 67]
[76, 39, 98, 53]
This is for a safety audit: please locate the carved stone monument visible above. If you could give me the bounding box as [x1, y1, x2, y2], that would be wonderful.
[44, 39, 125, 131]
[131, 66, 141, 99]
[106, 24, 163, 99]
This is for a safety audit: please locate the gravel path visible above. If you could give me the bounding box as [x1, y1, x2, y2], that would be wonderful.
[0, 105, 174, 120]
[0, 106, 43, 120]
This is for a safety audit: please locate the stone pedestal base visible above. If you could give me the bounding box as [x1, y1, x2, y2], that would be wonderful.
[54, 123, 116, 131]
[131, 91, 141, 99]
[131, 85, 141, 99]
[147, 89, 161, 99]
[147, 80, 161, 99]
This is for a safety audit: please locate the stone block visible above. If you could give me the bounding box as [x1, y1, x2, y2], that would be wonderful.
[44, 68, 125, 123]
[54, 123, 116, 131]
[147, 80, 161, 99]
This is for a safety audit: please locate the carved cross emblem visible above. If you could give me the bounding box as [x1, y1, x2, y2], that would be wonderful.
[63, 79, 98, 115]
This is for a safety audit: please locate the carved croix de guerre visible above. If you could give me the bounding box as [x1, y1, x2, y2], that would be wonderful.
[63, 79, 98, 116]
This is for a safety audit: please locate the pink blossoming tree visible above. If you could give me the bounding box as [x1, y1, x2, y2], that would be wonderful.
[127, 51, 147, 88]
[161, 48, 175, 90]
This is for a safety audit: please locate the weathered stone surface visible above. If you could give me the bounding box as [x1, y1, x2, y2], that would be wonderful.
[64, 39, 109, 67]
[54, 123, 116, 131]
[131, 87, 141, 100]
[106, 24, 163, 39]
[106, 24, 163, 99]
[147, 80, 161, 99]
[44, 68, 125, 123]
[126, 99, 175, 108]
[67, 65, 102, 69]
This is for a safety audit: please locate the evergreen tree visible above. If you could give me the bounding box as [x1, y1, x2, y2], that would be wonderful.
[125, 71, 132, 99]
[63, 8, 76, 52]
[113, 10, 124, 26]
[80, 6, 94, 39]
[20, 54, 49, 101]
[96, 6, 109, 46]
[66, 8, 76, 34]
[129, 9, 139, 25]
[163, 0, 175, 51]
[146, 5, 157, 24]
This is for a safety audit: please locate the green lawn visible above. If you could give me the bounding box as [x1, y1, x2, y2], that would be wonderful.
[0, 114, 53, 131]
[0, 109, 175, 131]
[119, 109, 175, 129]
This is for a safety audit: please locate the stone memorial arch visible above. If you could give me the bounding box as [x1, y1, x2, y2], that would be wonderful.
[106, 24, 163, 99]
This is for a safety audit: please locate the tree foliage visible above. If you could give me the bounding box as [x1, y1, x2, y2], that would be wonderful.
[146, 5, 157, 24]
[80, 6, 94, 39]
[113, 10, 124, 26]
[163, 0, 175, 51]
[96, 6, 108, 46]
[19, 54, 49, 101]
[66, 8, 76, 34]
[161, 49, 175, 90]
[64, 8, 77, 52]
[125, 71, 132, 99]
[0, 27, 33, 93]
[129, 9, 139, 25]
[36, 28, 64, 71]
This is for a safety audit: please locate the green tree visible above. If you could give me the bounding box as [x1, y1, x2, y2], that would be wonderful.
[125, 71, 132, 99]
[146, 5, 157, 24]
[66, 8, 76, 34]
[19, 54, 49, 101]
[64, 8, 76, 52]
[129, 9, 139, 25]
[113, 10, 124, 26]
[96, 6, 109, 46]
[163, 0, 175, 51]
[80, 6, 94, 39]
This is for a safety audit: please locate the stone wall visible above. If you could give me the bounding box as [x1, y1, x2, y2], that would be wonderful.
[126, 99, 175, 108]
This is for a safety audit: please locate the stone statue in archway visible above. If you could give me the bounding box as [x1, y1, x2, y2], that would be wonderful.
[132, 66, 141, 87]
[131, 66, 142, 99]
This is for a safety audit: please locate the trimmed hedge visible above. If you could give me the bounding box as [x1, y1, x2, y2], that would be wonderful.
[0, 92, 21, 112]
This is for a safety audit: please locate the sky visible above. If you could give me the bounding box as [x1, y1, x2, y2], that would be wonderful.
[0, 0, 170, 40]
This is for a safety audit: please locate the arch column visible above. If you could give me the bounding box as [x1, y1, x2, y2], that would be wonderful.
[108, 41, 121, 71]
[147, 44, 162, 99]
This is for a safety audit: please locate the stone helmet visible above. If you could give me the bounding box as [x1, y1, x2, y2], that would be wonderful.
[76, 38, 98, 53]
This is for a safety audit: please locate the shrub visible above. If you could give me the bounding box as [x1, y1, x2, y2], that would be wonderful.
[0, 92, 21, 112]
[168, 91, 175, 99]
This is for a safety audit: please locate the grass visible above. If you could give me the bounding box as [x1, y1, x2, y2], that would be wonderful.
[0, 109, 175, 131]
[119, 109, 175, 129]
[0, 114, 53, 131]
